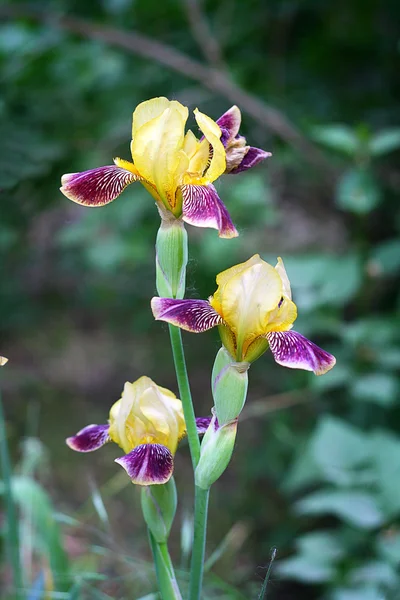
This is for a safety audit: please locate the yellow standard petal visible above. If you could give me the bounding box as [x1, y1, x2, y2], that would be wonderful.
[210, 255, 282, 358]
[0, 356, 8, 366]
[108, 376, 185, 455]
[131, 103, 189, 212]
[132, 97, 171, 139]
[275, 257, 292, 300]
[192, 109, 226, 182]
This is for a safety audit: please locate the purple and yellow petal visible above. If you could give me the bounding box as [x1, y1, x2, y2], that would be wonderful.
[151, 297, 223, 333]
[267, 331, 336, 375]
[228, 147, 271, 175]
[115, 443, 174, 485]
[60, 163, 140, 207]
[66, 424, 110, 452]
[180, 184, 238, 239]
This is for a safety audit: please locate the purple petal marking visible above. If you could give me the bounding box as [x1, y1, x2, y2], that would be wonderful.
[60, 165, 139, 206]
[216, 106, 241, 146]
[180, 183, 238, 239]
[115, 443, 174, 485]
[66, 424, 110, 452]
[267, 331, 336, 375]
[151, 297, 223, 333]
[229, 147, 272, 174]
[196, 417, 212, 434]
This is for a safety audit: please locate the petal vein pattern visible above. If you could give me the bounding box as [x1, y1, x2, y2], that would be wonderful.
[61, 165, 139, 206]
[181, 183, 238, 238]
[115, 443, 174, 485]
[267, 331, 336, 375]
[151, 297, 223, 332]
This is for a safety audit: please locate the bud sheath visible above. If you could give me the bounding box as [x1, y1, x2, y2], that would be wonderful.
[195, 416, 237, 490]
[156, 219, 188, 299]
[212, 346, 249, 425]
[141, 477, 177, 543]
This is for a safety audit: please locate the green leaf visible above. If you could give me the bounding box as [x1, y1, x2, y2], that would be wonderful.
[370, 432, 400, 516]
[336, 169, 382, 214]
[351, 373, 398, 406]
[310, 416, 369, 484]
[370, 239, 400, 275]
[311, 125, 359, 155]
[369, 128, 400, 156]
[295, 490, 385, 529]
[276, 555, 336, 583]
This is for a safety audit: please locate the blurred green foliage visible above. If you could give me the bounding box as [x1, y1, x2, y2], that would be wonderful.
[0, 0, 399, 598]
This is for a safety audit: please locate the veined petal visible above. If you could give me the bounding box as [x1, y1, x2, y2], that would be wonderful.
[151, 297, 223, 332]
[60, 162, 140, 206]
[216, 106, 241, 146]
[196, 417, 213, 434]
[267, 331, 336, 375]
[180, 184, 238, 239]
[229, 147, 271, 175]
[66, 424, 110, 452]
[115, 443, 173, 485]
[194, 109, 226, 182]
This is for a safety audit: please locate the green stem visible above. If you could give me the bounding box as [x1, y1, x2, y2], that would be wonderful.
[189, 486, 210, 600]
[168, 324, 201, 469]
[148, 530, 182, 600]
[0, 377, 23, 599]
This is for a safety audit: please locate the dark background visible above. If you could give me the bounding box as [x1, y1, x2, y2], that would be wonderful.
[1, 0, 400, 598]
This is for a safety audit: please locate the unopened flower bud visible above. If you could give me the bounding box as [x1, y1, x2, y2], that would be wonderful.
[141, 477, 177, 543]
[195, 415, 237, 490]
[156, 219, 188, 299]
[212, 346, 249, 425]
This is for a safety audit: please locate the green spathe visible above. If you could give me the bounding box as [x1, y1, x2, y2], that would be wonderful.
[212, 346, 249, 425]
[156, 219, 188, 299]
[195, 416, 237, 490]
[141, 477, 177, 544]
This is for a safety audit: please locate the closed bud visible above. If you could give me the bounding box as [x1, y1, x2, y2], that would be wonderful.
[195, 415, 238, 490]
[156, 219, 188, 299]
[212, 346, 249, 425]
[141, 477, 177, 543]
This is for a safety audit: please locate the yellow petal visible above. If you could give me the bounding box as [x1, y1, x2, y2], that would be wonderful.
[132, 97, 171, 138]
[275, 257, 292, 300]
[182, 129, 199, 160]
[131, 105, 189, 210]
[210, 255, 283, 357]
[0, 356, 8, 366]
[194, 109, 226, 182]
[266, 297, 298, 332]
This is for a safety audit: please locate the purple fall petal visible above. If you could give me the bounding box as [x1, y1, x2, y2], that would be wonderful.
[66, 424, 110, 452]
[229, 147, 272, 174]
[216, 106, 241, 146]
[196, 417, 213, 434]
[151, 297, 223, 333]
[115, 443, 174, 485]
[267, 331, 336, 375]
[180, 183, 238, 239]
[60, 165, 139, 206]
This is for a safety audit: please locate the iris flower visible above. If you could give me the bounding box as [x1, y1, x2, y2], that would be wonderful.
[151, 255, 336, 374]
[60, 97, 269, 239]
[0, 356, 8, 366]
[67, 376, 210, 485]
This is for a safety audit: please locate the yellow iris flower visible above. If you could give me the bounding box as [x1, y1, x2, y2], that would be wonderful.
[151, 255, 336, 374]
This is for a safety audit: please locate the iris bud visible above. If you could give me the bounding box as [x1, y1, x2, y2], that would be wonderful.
[141, 477, 177, 543]
[212, 346, 249, 425]
[156, 218, 188, 299]
[195, 415, 237, 490]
